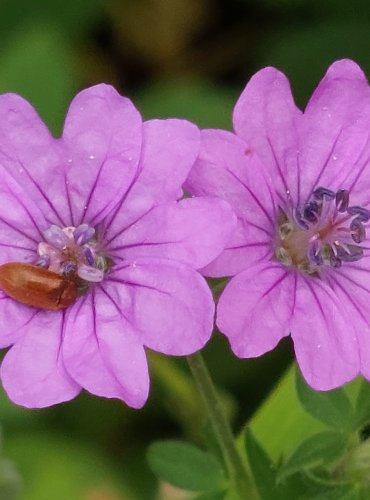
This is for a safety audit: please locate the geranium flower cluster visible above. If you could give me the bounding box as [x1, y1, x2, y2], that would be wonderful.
[0, 59, 369, 408]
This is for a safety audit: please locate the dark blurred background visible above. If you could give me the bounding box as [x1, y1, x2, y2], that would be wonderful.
[0, 1, 369, 499]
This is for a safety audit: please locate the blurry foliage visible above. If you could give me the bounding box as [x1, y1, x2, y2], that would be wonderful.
[0, 0, 368, 498]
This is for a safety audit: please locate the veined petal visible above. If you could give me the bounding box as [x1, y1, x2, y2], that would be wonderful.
[217, 262, 294, 357]
[109, 258, 214, 356]
[291, 275, 359, 390]
[0, 93, 68, 226]
[299, 59, 370, 202]
[233, 67, 302, 205]
[0, 310, 81, 408]
[327, 264, 370, 382]
[105, 118, 200, 237]
[108, 197, 236, 270]
[186, 129, 277, 228]
[200, 218, 272, 277]
[0, 293, 41, 348]
[62, 84, 142, 226]
[0, 165, 46, 264]
[63, 291, 149, 409]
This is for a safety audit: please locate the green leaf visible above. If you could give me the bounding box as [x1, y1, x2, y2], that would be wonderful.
[296, 371, 354, 432]
[354, 379, 370, 430]
[245, 429, 280, 500]
[278, 431, 348, 481]
[147, 440, 227, 492]
[249, 365, 327, 461]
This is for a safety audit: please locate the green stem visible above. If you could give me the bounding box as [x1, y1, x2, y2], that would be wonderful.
[187, 352, 252, 497]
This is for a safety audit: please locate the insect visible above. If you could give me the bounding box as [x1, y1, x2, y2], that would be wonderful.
[0, 262, 78, 310]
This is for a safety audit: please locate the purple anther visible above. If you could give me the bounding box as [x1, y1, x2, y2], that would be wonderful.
[78, 264, 104, 283]
[308, 240, 323, 266]
[347, 206, 370, 222]
[336, 245, 363, 262]
[84, 247, 95, 266]
[36, 255, 50, 268]
[74, 224, 95, 246]
[294, 209, 309, 229]
[313, 187, 335, 200]
[303, 201, 320, 223]
[335, 189, 349, 212]
[63, 261, 77, 275]
[43, 225, 69, 250]
[328, 248, 342, 268]
[350, 217, 366, 244]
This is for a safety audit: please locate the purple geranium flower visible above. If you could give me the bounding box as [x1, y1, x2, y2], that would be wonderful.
[186, 60, 370, 390]
[0, 84, 235, 408]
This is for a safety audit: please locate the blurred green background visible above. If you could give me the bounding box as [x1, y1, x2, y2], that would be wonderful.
[0, 1, 369, 499]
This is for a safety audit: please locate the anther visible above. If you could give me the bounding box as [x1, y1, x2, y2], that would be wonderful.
[313, 187, 335, 200]
[335, 189, 349, 212]
[347, 206, 370, 222]
[63, 261, 77, 275]
[336, 245, 363, 262]
[294, 209, 309, 229]
[36, 255, 50, 268]
[43, 225, 69, 250]
[350, 218, 366, 244]
[74, 224, 95, 245]
[84, 247, 95, 266]
[303, 201, 320, 222]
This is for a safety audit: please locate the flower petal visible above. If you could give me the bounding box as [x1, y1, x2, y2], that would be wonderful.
[63, 291, 149, 408]
[326, 264, 370, 382]
[105, 118, 200, 236]
[200, 218, 272, 277]
[233, 67, 302, 204]
[108, 197, 236, 270]
[299, 59, 370, 202]
[0, 165, 46, 264]
[0, 310, 81, 408]
[186, 129, 277, 228]
[109, 258, 214, 355]
[291, 275, 359, 390]
[0, 93, 67, 225]
[0, 293, 41, 348]
[185, 128, 276, 276]
[217, 262, 293, 357]
[62, 84, 142, 226]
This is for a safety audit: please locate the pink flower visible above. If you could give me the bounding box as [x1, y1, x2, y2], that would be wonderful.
[186, 60, 370, 390]
[0, 85, 235, 408]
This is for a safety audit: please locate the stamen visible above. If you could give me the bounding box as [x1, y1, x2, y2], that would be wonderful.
[78, 264, 104, 283]
[276, 186, 368, 274]
[328, 247, 342, 268]
[84, 247, 95, 266]
[350, 218, 366, 243]
[294, 209, 309, 229]
[308, 240, 323, 265]
[36, 255, 50, 268]
[303, 201, 320, 223]
[335, 189, 349, 212]
[74, 224, 95, 245]
[313, 187, 335, 200]
[336, 245, 363, 262]
[43, 225, 69, 250]
[63, 261, 77, 274]
[347, 206, 370, 222]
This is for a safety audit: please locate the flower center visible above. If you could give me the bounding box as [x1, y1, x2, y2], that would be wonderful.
[275, 187, 369, 275]
[37, 224, 111, 291]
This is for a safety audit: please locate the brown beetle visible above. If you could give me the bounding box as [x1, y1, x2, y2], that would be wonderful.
[0, 263, 78, 311]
